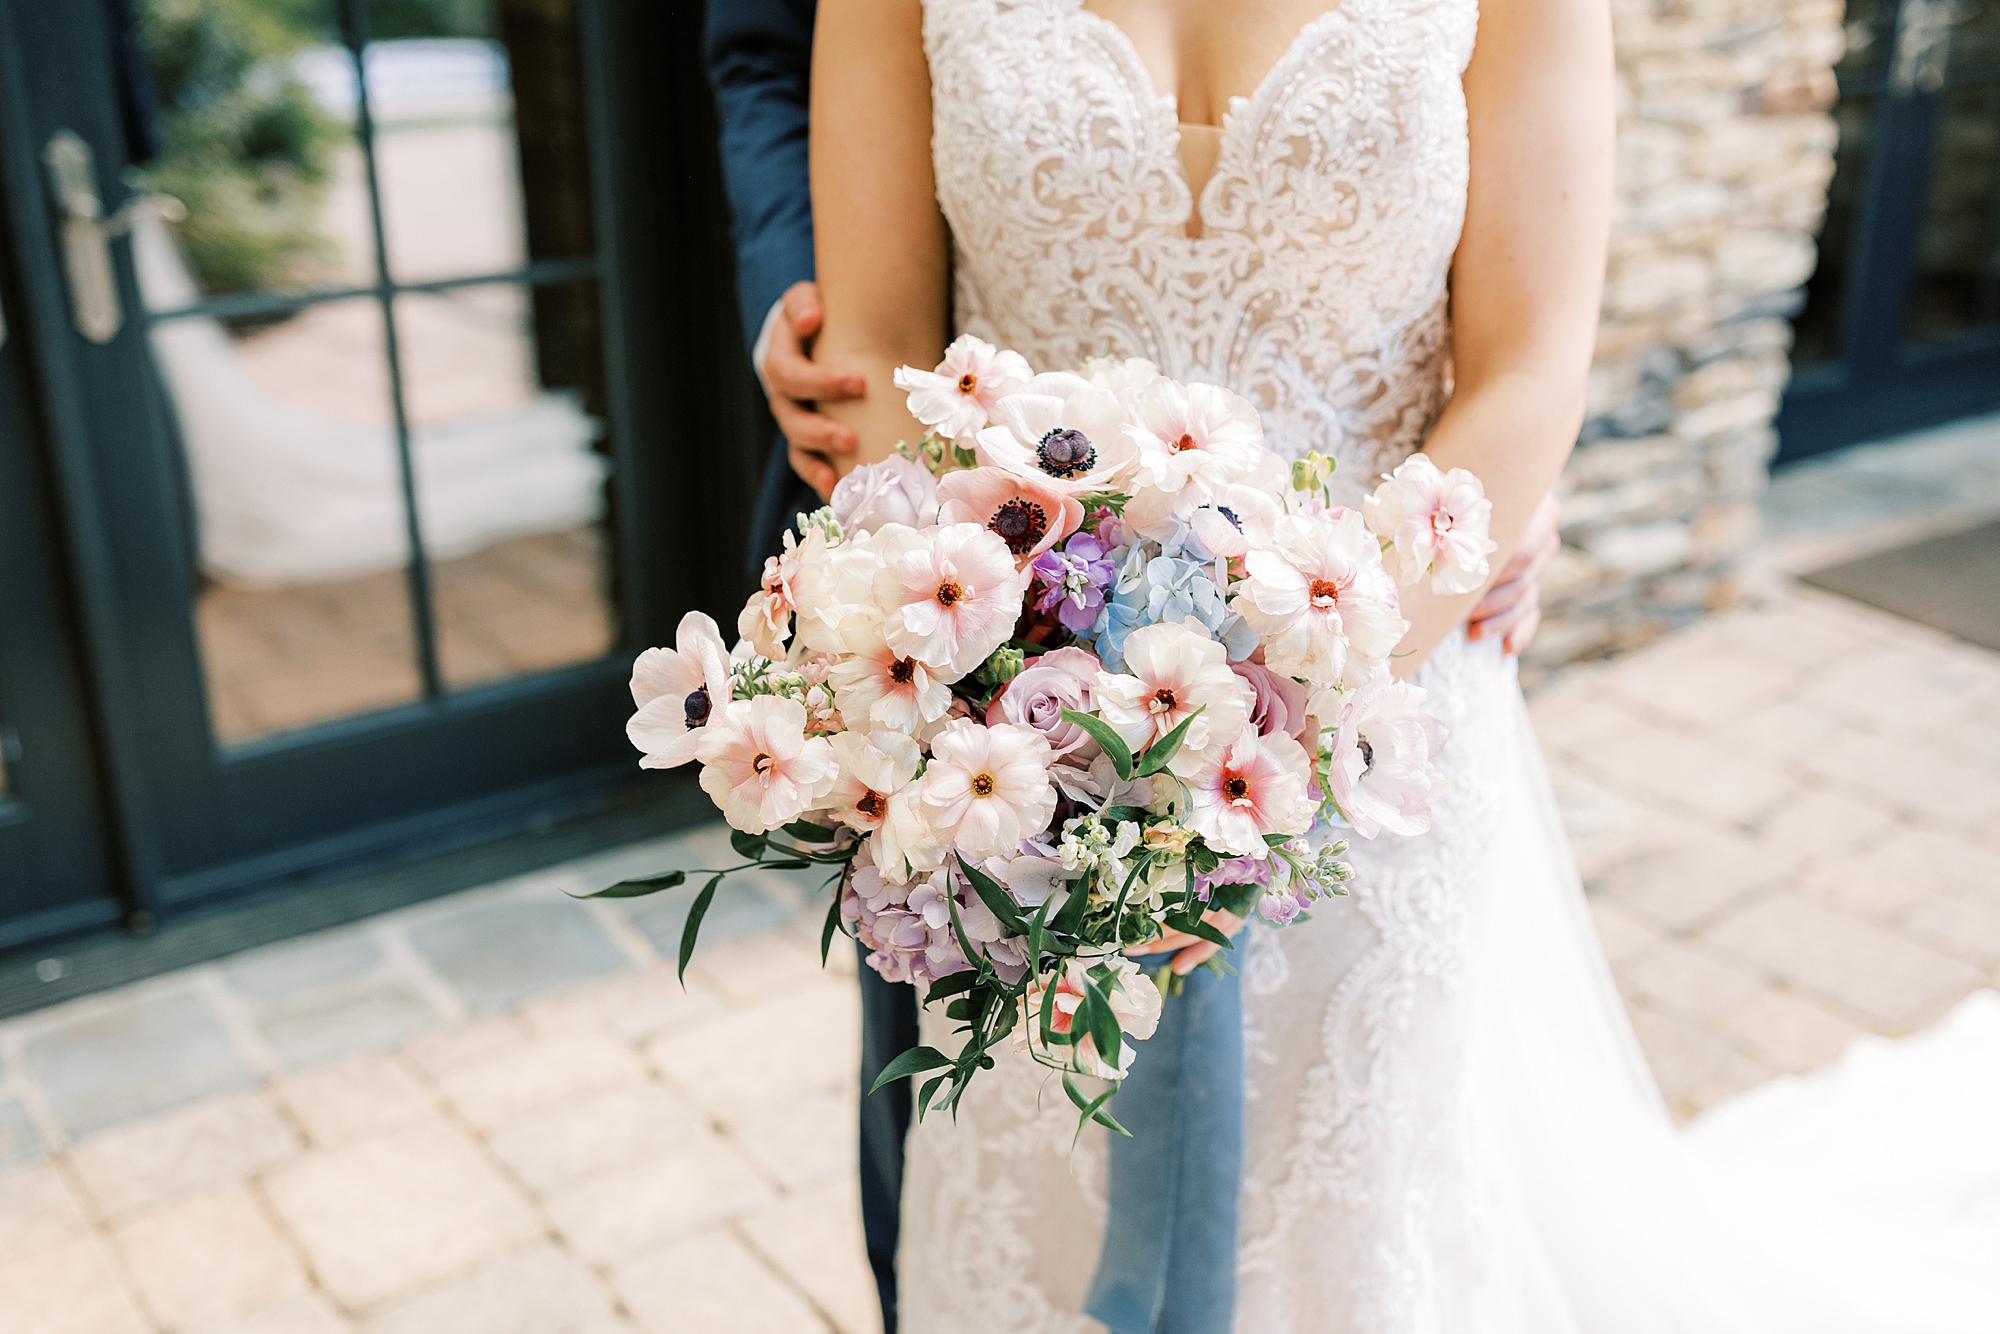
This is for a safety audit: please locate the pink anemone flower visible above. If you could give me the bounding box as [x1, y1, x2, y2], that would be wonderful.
[936, 467, 1085, 568]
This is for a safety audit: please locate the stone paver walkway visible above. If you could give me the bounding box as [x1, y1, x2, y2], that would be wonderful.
[2, 428, 1998, 1332]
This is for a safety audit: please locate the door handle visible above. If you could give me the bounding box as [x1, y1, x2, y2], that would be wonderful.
[40, 129, 184, 344]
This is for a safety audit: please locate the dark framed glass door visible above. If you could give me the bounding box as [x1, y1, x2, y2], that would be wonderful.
[1779, 0, 2000, 461]
[0, 0, 762, 936]
[0, 276, 123, 948]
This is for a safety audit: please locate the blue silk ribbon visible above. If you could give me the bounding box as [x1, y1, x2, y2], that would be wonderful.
[1083, 962, 1244, 1334]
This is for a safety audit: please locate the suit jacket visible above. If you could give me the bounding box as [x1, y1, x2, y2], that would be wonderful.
[704, 0, 818, 356]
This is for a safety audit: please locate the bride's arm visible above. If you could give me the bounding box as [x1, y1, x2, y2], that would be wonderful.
[1389, 0, 1614, 677]
[808, 0, 952, 487]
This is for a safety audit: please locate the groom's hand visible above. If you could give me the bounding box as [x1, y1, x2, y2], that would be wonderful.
[1467, 490, 1561, 655]
[764, 281, 866, 499]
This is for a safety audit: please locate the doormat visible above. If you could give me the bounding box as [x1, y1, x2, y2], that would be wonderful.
[1802, 517, 2000, 652]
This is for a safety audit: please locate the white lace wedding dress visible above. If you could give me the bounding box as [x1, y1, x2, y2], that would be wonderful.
[895, 1, 2000, 1330]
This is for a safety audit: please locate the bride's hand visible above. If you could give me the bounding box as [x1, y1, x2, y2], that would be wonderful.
[1466, 490, 1560, 654]
[1124, 910, 1246, 976]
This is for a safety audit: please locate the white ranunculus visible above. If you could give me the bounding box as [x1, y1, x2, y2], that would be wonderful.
[1232, 509, 1407, 686]
[1362, 453, 1497, 595]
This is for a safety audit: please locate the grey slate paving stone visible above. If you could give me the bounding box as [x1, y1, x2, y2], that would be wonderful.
[409, 898, 631, 1014]
[222, 933, 383, 1003]
[22, 990, 259, 1138]
[0, 1096, 46, 1167]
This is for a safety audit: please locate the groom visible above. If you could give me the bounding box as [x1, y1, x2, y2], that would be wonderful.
[703, 4, 1564, 1328]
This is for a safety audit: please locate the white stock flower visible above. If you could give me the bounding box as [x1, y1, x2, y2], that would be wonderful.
[1184, 726, 1317, 856]
[919, 720, 1057, 860]
[1314, 667, 1446, 838]
[892, 335, 1031, 443]
[874, 523, 1025, 679]
[1362, 453, 1498, 595]
[825, 730, 923, 834]
[1094, 622, 1252, 773]
[695, 695, 837, 833]
[626, 612, 731, 769]
[1233, 509, 1407, 686]
[974, 372, 1137, 494]
[1127, 378, 1264, 495]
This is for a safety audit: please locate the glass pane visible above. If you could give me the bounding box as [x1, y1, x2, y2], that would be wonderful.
[1947, 0, 2000, 76]
[365, 0, 593, 285]
[143, 290, 425, 744]
[1838, 0, 1898, 83]
[133, 0, 378, 306]
[1793, 96, 1880, 367]
[1905, 83, 2000, 345]
[393, 280, 614, 689]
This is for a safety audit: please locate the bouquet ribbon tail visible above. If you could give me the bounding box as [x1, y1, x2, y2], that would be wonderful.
[1083, 962, 1244, 1334]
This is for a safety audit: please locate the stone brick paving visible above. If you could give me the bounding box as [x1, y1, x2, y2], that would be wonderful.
[2, 436, 1998, 1332]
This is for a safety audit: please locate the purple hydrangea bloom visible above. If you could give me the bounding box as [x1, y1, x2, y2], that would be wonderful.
[1031, 532, 1118, 634]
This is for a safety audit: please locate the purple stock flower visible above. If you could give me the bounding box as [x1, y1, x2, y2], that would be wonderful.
[1031, 532, 1118, 633]
[1193, 855, 1274, 902]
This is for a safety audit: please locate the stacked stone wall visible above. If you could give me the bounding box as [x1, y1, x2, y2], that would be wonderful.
[1528, 0, 1847, 675]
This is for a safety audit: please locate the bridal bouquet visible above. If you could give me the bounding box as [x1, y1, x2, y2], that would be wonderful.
[595, 337, 1493, 1130]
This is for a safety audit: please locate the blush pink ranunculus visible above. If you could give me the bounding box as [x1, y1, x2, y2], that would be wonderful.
[918, 719, 1057, 860]
[1127, 377, 1265, 496]
[831, 455, 939, 535]
[892, 334, 1032, 443]
[1362, 452, 1497, 595]
[936, 467, 1084, 567]
[1184, 726, 1317, 857]
[986, 645, 1102, 763]
[874, 522, 1025, 679]
[1316, 666, 1446, 839]
[695, 694, 838, 834]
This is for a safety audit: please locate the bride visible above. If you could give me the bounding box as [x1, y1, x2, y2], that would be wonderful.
[799, 0, 2000, 1329]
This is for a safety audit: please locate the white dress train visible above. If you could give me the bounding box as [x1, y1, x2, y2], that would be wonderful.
[894, 0, 2000, 1328]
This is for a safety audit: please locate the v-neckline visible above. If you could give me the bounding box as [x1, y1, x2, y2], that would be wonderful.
[1070, 3, 1346, 237]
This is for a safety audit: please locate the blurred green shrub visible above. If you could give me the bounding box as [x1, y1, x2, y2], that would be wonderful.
[137, 0, 335, 297]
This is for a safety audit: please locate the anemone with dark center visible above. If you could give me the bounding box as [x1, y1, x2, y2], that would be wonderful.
[988, 497, 1050, 554]
[684, 685, 711, 726]
[1036, 427, 1096, 478]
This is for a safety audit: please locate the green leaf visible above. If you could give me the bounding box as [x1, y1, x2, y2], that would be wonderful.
[574, 869, 686, 899]
[945, 998, 970, 1021]
[1079, 974, 1123, 1074]
[1208, 881, 1264, 918]
[820, 895, 843, 966]
[943, 891, 989, 979]
[924, 971, 980, 1002]
[957, 855, 1030, 936]
[1263, 832, 1292, 847]
[1049, 878, 1091, 935]
[1136, 704, 1205, 777]
[730, 829, 768, 860]
[1060, 708, 1134, 780]
[1187, 842, 1221, 874]
[1038, 972, 1071, 1047]
[1166, 912, 1234, 950]
[1062, 1073, 1130, 1144]
[1098, 804, 1150, 826]
[757, 859, 811, 871]
[868, 1044, 954, 1095]
[784, 819, 838, 843]
[1027, 896, 1053, 975]
[676, 874, 723, 982]
[916, 1072, 952, 1117]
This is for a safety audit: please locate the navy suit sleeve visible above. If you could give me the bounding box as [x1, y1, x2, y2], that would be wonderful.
[705, 0, 818, 358]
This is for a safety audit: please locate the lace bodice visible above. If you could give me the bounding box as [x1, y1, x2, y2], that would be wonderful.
[924, 0, 1478, 504]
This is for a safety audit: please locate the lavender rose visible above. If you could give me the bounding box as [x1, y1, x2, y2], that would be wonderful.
[1231, 657, 1311, 743]
[830, 456, 938, 534]
[986, 645, 1102, 762]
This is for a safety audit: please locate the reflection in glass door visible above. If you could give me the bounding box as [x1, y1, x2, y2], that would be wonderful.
[132, 0, 616, 744]
[1780, 0, 2000, 459]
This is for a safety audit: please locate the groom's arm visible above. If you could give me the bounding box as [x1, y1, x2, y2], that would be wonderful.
[705, 0, 861, 491]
